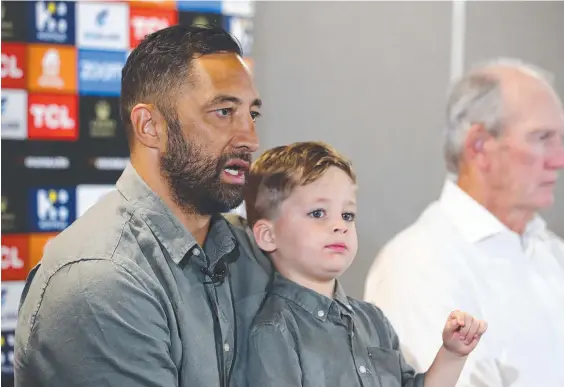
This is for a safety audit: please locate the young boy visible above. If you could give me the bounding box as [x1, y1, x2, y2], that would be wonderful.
[243, 141, 487, 387]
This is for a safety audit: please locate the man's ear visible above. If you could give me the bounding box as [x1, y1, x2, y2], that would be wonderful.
[130, 104, 166, 151]
[252, 219, 277, 253]
[463, 123, 493, 170]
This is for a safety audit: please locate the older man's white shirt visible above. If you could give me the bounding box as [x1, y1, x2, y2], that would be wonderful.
[364, 179, 564, 387]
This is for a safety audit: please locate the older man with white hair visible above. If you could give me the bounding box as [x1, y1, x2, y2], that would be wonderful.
[364, 58, 564, 387]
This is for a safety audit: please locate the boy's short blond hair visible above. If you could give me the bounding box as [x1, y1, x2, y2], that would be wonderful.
[244, 141, 356, 227]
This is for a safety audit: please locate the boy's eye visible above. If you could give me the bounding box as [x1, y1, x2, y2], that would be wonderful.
[342, 212, 356, 222]
[308, 209, 326, 219]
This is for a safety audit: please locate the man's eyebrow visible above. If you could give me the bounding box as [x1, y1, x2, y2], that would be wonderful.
[208, 95, 241, 105]
[207, 95, 262, 108]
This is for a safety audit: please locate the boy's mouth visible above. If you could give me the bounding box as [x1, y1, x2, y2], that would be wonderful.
[325, 243, 348, 252]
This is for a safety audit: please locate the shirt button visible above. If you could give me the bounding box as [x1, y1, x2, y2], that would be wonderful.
[192, 248, 200, 256]
[359, 365, 367, 374]
[224, 343, 230, 352]
[346, 305, 353, 311]
[317, 310, 325, 318]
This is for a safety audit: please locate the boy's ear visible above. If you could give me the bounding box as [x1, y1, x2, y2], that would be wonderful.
[252, 219, 277, 252]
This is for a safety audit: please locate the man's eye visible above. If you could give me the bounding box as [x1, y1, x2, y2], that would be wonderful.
[308, 209, 325, 219]
[539, 131, 554, 141]
[250, 111, 261, 122]
[342, 212, 356, 222]
[215, 108, 232, 117]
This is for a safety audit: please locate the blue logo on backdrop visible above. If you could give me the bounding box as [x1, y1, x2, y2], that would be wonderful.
[29, 1, 76, 44]
[78, 50, 127, 96]
[96, 9, 109, 26]
[1, 98, 7, 115]
[29, 187, 76, 232]
[177, 1, 221, 13]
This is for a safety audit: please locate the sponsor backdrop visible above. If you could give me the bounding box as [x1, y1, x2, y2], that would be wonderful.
[1, 1, 254, 384]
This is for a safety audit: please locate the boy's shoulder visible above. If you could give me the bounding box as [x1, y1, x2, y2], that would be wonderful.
[251, 291, 296, 331]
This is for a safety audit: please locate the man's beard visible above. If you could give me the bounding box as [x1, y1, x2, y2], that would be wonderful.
[159, 118, 251, 215]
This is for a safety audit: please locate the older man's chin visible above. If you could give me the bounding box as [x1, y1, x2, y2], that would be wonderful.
[534, 185, 558, 210]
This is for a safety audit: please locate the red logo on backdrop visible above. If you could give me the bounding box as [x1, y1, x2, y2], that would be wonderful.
[28, 94, 79, 141]
[129, 7, 178, 48]
[1, 43, 26, 89]
[1, 234, 28, 281]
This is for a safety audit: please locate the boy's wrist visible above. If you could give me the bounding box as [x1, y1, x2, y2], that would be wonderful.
[440, 344, 468, 361]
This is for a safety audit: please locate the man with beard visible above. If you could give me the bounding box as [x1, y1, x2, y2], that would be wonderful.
[14, 25, 272, 387]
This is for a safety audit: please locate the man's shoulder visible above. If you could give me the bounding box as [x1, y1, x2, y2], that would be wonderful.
[378, 198, 461, 261]
[39, 190, 134, 273]
[375, 224, 436, 268]
[364, 200, 463, 297]
[15, 257, 152, 347]
[544, 228, 564, 247]
[22, 249, 155, 320]
[14, 256, 173, 384]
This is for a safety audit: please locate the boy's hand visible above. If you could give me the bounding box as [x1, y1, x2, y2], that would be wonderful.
[442, 310, 488, 357]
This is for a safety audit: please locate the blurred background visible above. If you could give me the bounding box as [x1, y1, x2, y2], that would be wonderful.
[1, 1, 563, 384]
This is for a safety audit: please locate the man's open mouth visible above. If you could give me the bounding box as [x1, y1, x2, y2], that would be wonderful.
[222, 159, 250, 177]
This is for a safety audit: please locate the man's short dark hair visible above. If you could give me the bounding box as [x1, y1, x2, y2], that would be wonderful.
[120, 25, 243, 147]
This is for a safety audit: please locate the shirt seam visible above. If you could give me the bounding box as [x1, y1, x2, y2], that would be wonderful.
[22, 211, 135, 358]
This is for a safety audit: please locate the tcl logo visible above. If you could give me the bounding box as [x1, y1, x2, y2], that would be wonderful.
[1, 54, 23, 79]
[30, 104, 75, 130]
[28, 94, 78, 141]
[129, 8, 177, 48]
[2, 245, 24, 271]
[1, 43, 26, 88]
[1, 234, 28, 281]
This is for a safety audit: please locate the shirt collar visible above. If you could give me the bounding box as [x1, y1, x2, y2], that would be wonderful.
[439, 178, 547, 244]
[269, 272, 354, 322]
[523, 215, 547, 239]
[203, 213, 237, 269]
[116, 163, 236, 266]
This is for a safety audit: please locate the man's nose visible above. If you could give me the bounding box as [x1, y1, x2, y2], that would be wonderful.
[232, 117, 259, 153]
[547, 141, 564, 170]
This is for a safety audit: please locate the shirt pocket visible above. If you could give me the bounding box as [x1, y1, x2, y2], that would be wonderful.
[367, 346, 402, 387]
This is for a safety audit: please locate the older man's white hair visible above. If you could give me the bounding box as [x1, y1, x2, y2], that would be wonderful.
[443, 58, 556, 174]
